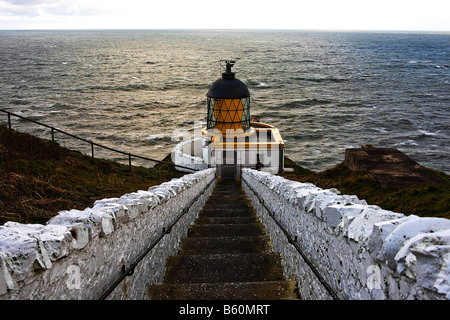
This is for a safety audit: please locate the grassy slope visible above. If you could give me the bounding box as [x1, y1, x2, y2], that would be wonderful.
[1, 125, 449, 225]
[281, 157, 450, 219]
[0, 125, 183, 225]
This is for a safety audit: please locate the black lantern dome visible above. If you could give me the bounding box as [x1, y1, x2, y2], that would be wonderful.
[207, 61, 250, 98]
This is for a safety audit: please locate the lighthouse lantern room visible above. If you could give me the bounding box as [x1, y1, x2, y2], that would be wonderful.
[206, 61, 251, 135]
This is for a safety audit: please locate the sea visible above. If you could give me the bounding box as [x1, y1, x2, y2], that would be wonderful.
[0, 30, 449, 174]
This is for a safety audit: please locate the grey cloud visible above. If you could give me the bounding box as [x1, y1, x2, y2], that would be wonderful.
[0, 0, 105, 17]
[2, 0, 63, 5]
[0, 1, 42, 17]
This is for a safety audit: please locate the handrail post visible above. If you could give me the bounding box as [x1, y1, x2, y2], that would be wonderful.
[7, 112, 11, 130]
[128, 153, 132, 172]
[91, 142, 94, 159]
[51, 127, 55, 142]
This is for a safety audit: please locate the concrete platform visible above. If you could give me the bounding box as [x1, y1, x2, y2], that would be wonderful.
[146, 281, 298, 300]
[345, 146, 447, 189]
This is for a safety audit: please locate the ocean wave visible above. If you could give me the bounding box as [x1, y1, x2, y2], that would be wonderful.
[397, 140, 419, 147]
[51, 103, 74, 110]
[145, 133, 166, 140]
[245, 79, 273, 88]
[282, 99, 334, 109]
[10, 99, 31, 105]
[74, 83, 153, 92]
[294, 76, 348, 83]
[119, 113, 149, 120]
[418, 129, 439, 137]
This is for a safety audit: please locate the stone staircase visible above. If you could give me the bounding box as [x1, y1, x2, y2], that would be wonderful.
[145, 179, 299, 300]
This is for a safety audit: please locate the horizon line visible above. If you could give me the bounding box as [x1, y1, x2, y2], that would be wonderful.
[1, 27, 449, 34]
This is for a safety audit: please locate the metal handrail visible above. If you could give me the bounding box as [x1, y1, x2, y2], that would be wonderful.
[242, 177, 341, 300]
[0, 108, 198, 172]
[98, 176, 215, 300]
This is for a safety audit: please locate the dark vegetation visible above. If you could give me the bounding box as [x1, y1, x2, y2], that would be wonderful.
[281, 157, 450, 219]
[0, 125, 183, 225]
[1, 124, 449, 225]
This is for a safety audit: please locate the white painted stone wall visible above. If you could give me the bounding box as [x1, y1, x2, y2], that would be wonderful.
[173, 136, 283, 175]
[0, 168, 216, 300]
[172, 138, 208, 173]
[241, 168, 450, 300]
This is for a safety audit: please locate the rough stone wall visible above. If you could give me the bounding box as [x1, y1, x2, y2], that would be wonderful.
[241, 168, 450, 300]
[0, 168, 216, 300]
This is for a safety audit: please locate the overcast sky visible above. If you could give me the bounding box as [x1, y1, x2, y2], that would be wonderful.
[0, 0, 449, 31]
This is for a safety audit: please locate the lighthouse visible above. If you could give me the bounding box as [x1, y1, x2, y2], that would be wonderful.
[172, 60, 285, 180]
[202, 60, 285, 181]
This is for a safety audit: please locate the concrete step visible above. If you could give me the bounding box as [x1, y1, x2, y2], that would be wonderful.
[188, 223, 266, 238]
[199, 208, 252, 217]
[208, 190, 242, 196]
[178, 236, 272, 255]
[202, 203, 251, 210]
[162, 253, 285, 284]
[207, 194, 243, 200]
[194, 216, 257, 225]
[146, 281, 299, 300]
[208, 193, 247, 198]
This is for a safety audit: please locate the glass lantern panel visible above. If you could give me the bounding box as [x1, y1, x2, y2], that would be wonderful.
[207, 97, 216, 129]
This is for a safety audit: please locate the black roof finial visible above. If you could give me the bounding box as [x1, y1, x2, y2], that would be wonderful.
[221, 59, 236, 80]
[225, 60, 235, 73]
